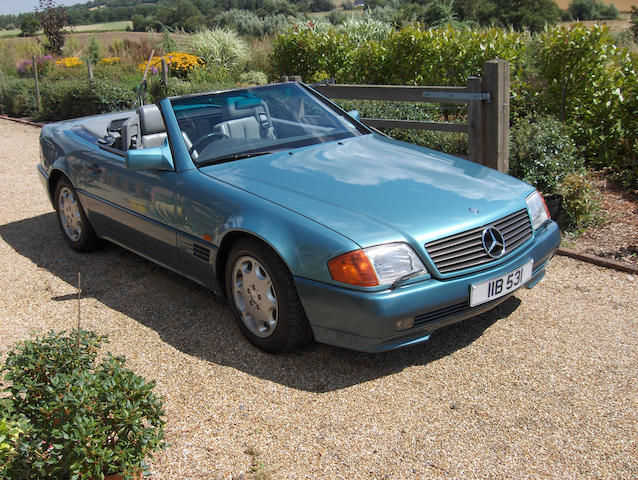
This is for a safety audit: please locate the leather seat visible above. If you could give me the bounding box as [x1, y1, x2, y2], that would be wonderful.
[137, 104, 167, 148]
[213, 97, 275, 140]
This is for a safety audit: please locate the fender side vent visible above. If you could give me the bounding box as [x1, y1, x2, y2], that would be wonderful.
[193, 243, 211, 262]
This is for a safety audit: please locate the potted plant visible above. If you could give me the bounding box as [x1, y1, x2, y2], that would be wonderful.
[0, 330, 165, 480]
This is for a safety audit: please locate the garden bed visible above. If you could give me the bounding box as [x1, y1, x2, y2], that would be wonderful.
[563, 177, 638, 268]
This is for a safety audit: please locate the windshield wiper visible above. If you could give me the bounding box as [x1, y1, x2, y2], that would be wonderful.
[197, 150, 273, 167]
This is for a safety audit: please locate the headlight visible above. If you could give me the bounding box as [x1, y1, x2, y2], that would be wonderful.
[328, 243, 427, 287]
[526, 190, 551, 230]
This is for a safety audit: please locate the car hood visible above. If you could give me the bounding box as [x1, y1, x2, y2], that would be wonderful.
[200, 134, 534, 247]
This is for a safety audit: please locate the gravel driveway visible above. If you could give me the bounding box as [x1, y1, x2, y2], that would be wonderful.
[0, 119, 636, 479]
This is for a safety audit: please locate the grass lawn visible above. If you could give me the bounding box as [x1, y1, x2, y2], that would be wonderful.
[0, 20, 131, 38]
[68, 21, 132, 33]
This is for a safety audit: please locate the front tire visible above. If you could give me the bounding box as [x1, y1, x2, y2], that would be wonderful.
[225, 238, 313, 353]
[54, 177, 99, 252]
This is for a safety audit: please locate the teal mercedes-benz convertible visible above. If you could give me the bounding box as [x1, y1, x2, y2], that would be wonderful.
[38, 82, 560, 353]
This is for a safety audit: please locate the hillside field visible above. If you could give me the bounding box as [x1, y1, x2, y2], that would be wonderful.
[555, 0, 636, 11]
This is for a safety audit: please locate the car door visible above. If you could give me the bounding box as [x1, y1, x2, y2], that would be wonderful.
[78, 146, 180, 270]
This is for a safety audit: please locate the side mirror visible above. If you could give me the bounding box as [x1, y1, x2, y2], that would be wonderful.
[125, 140, 174, 171]
[347, 109, 360, 121]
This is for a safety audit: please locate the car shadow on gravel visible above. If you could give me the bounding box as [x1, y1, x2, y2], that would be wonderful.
[1, 213, 521, 393]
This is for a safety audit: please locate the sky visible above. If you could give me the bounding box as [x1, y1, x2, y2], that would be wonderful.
[0, 0, 86, 16]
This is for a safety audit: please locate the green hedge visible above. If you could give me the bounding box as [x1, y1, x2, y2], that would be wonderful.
[39, 80, 136, 122]
[271, 22, 638, 189]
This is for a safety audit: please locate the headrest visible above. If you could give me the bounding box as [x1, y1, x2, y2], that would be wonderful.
[223, 96, 264, 120]
[137, 104, 166, 135]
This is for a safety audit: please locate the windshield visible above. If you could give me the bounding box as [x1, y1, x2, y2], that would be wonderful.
[170, 83, 367, 166]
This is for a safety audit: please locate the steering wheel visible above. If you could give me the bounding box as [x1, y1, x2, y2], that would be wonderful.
[189, 131, 229, 156]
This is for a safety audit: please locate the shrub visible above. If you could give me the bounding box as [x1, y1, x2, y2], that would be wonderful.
[536, 24, 636, 185]
[185, 28, 249, 71]
[84, 35, 102, 65]
[19, 14, 39, 37]
[239, 70, 269, 85]
[557, 173, 601, 231]
[509, 116, 601, 231]
[509, 116, 583, 194]
[0, 79, 39, 117]
[269, 23, 525, 85]
[0, 330, 165, 479]
[565, 0, 619, 20]
[16, 56, 54, 77]
[632, 6, 638, 42]
[38, 79, 135, 121]
[0, 417, 26, 478]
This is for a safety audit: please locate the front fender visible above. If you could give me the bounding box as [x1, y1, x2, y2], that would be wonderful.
[177, 169, 360, 286]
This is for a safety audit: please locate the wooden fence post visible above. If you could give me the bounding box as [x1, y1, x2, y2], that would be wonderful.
[467, 76, 484, 166]
[483, 60, 510, 173]
[86, 58, 93, 80]
[161, 58, 168, 86]
[32, 55, 41, 113]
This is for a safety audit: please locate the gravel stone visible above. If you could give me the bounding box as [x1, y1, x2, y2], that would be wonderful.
[0, 119, 636, 479]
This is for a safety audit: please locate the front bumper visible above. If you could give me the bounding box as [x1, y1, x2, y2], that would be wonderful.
[295, 220, 561, 352]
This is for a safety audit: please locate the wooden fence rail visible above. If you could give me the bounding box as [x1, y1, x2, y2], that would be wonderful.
[303, 59, 510, 173]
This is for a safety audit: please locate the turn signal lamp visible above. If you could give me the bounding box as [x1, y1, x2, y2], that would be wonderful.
[328, 243, 427, 287]
[328, 249, 379, 287]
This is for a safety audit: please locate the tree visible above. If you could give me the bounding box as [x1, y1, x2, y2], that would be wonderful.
[19, 13, 40, 36]
[453, 0, 559, 31]
[36, 0, 67, 55]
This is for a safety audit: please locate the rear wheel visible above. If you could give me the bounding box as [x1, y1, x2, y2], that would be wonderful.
[54, 177, 99, 252]
[225, 238, 313, 353]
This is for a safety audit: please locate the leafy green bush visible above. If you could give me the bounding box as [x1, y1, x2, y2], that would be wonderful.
[0, 417, 26, 478]
[270, 23, 525, 85]
[557, 172, 601, 231]
[509, 116, 583, 194]
[239, 70, 269, 85]
[509, 116, 600, 230]
[535, 24, 636, 186]
[0, 330, 165, 480]
[0, 79, 39, 118]
[38, 79, 135, 121]
[564, 0, 619, 20]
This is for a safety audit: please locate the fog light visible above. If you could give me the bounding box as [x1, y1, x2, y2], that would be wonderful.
[395, 317, 414, 331]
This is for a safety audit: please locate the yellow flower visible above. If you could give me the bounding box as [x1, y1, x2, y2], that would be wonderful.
[137, 52, 204, 77]
[55, 57, 82, 68]
[99, 57, 121, 66]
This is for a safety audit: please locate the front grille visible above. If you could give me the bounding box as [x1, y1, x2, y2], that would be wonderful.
[425, 209, 532, 274]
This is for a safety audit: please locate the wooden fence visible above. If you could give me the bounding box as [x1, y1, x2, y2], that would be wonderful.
[288, 59, 511, 173]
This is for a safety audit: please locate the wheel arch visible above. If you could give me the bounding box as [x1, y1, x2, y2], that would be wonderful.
[215, 230, 286, 299]
[48, 169, 69, 205]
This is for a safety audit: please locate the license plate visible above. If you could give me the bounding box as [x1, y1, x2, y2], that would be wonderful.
[470, 260, 533, 307]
